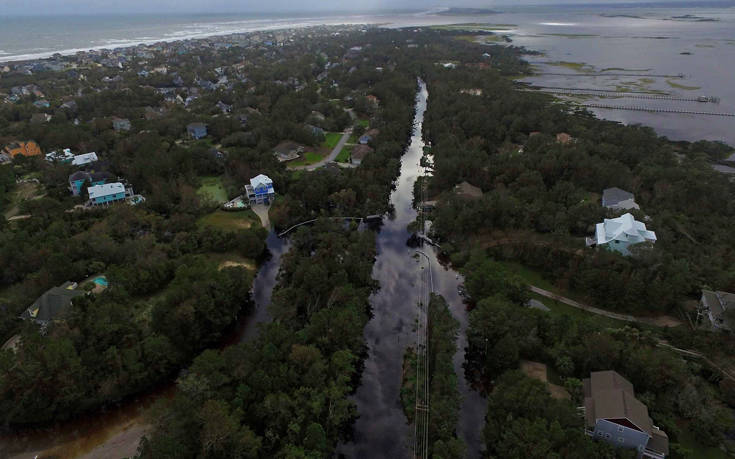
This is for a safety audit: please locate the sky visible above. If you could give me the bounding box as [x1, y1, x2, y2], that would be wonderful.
[0, 0, 726, 15]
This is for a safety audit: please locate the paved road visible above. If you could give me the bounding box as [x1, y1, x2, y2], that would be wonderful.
[290, 128, 352, 171]
[529, 286, 683, 327]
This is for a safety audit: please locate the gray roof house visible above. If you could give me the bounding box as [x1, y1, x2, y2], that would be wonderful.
[187, 122, 208, 139]
[20, 282, 84, 325]
[584, 370, 669, 459]
[699, 290, 734, 331]
[603, 187, 640, 211]
[111, 117, 131, 132]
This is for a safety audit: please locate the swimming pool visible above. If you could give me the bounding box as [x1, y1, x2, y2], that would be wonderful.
[93, 277, 108, 287]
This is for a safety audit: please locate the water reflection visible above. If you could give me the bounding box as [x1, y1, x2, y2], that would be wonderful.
[339, 80, 486, 458]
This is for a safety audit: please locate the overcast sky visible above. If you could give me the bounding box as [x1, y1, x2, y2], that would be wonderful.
[0, 0, 721, 15]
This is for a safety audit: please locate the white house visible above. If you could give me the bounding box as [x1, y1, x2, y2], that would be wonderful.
[72, 152, 98, 166]
[591, 213, 656, 256]
[245, 174, 275, 205]
[88, 182, 129, 206]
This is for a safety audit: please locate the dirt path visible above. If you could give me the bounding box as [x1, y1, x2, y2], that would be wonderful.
[251, 204, 270, 229]
[529, 285, 683, 327]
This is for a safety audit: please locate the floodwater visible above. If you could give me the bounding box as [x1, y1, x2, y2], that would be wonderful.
[0, 230, 290, 459]
[338, 80, 486, 458]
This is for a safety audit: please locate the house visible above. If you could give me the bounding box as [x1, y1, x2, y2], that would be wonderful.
[556, 132, 574, 144]
[454, 181, 483, 199]
[351, 144, 373, 166]
[46, 148, 74, 162]
[603, 187, 640, 211]
[216, 101, 232, 114]
[366, 95, 380, 106]
[111, 117, 131, 132]
[273, 141, 303, 162]
[30, 113, 52, 124]
[358, 134, 372, 145]
[20, 282, 84, 326]
[305, 124, 325, 138]
[245, 174, 275, 205]
[88, 182, 130, 206]
[0, 153, 10, 164]
[187, 122, 207, 139]
[698, 290, 734, 332]
[72, 152, 98, 166]
[3, 141, 42, 159]
[591, 213, 656, 256]
[583, 370, 669, 458]
[69, 171, 112, 196]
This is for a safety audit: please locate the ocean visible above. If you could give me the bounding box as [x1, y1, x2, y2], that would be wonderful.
[1, 5, 734, 145]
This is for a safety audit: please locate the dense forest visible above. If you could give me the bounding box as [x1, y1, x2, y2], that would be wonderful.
[422, 57, 735, 315]
[138, 222, 378, 457]
[462, 252, 734, 457]
[413, 31, 735, 457]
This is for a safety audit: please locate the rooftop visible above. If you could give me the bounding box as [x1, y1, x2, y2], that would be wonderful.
[88, 182, 125, 199]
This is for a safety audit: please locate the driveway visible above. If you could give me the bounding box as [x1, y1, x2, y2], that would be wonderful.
[290, 127, 352, 171]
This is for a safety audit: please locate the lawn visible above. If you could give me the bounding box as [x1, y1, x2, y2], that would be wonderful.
[336, 145, 352, 163]
[197, 176, 228, 204]
[198, 209, 260, 231]
[287, 150, 326, 167]
[321, 132, 343, 150]
[357, 119, 369, 128]
[4, 181, 44, 219]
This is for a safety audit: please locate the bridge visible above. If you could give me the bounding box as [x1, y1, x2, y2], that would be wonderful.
[277, 215, 382, 237]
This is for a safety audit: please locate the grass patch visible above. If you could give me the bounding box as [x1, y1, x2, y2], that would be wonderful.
[543, 33, 599, 39]
[4, 181, 44, 219]
[336, 145, 352, 163]
[677, 428, 729, 459]
[287, 150, 326, 167]
[198, 209, 259, 231]
[600, 67, 653, 72]
[548, 61, 594, 72]
[204, 252, 257, 271]
[197, 176, 228, 204]
[430, 23, 516, 32]
[347, 134, 359, 144]
[666, 79, 701, 90]
[357, 119, 369, 128]
[321, 132, 343, 150]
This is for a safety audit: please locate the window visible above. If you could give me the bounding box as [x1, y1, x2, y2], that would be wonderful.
[605, 433, 611, 439]
[617, 437, 624, 443]
[597, 431, 604, 437]
[617, 426, 624, 433]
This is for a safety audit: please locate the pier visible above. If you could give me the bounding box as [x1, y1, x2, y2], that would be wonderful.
[528, 87, 719, 103]
[582, 103, 735, 117]
[534, 72, 685, 78]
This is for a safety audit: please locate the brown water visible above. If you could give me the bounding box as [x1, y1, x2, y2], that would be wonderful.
[0, 231, 290, 459]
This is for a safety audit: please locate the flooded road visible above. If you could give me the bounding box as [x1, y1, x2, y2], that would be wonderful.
[338, 80, 486, 458]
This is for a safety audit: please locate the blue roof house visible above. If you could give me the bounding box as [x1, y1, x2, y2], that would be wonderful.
[245, 174, 275, 205]
[187, 122, 208, 139]
[69, 171, 113, 196]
